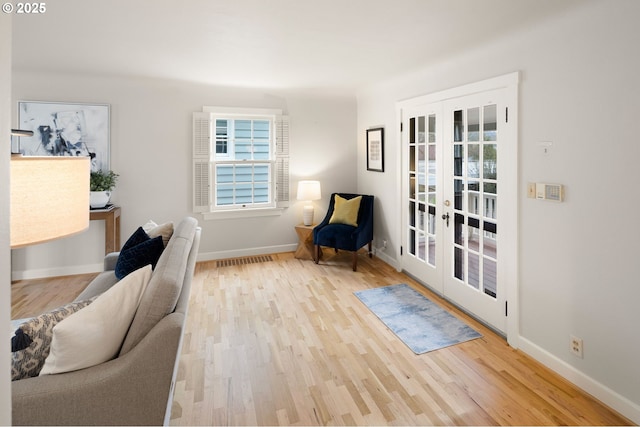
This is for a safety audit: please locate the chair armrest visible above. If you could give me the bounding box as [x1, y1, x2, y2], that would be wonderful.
[103, 252, 119, 271]
[12, 312, 184, 426]
[313, 216, 329, 242]
[351, 198, 374, 244]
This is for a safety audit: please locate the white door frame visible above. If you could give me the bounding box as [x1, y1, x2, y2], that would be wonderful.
[396, 72, 520, 348]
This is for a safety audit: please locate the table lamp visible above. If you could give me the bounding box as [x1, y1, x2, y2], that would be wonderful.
[296, 180, 321, 226]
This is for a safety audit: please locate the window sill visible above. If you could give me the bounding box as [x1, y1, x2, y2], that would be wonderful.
[201, 207, 284, 220]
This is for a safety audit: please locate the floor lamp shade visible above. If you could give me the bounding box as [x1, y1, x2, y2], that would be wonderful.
[10, 156, 91, 248]
[297, 180, 321, 226]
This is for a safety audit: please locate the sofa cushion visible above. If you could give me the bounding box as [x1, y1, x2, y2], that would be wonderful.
[119, 217, 197, 355]
[40, 265, 152, 376]
[115, 235, 164, 279]
[10, 299, 95, 380]
[314, 223, 360, 251]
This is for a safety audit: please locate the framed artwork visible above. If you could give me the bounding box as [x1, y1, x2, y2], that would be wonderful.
[366, 127, 384, 172]
[17, 101, 110, 172]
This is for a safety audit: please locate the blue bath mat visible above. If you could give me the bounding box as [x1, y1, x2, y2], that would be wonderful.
[354, 284, 482, 354]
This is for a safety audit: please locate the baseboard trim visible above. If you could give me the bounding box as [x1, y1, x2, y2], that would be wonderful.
[197, 244, 298, 262]
[373, 249, 398, 270]
[11, 263, 103, 281]
[12, 245, 299, 280]
[14, 243, 387, 279]
[519, 336, 640, 424]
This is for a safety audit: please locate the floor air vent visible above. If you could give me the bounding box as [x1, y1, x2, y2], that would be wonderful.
[216, 255, 273, 268]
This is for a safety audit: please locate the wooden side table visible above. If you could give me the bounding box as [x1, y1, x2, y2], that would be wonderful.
[294, 224, 317, 260]
[90, 205, 121, 255]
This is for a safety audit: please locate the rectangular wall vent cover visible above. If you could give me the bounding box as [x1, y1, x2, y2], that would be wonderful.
[216, 255, 274, 268]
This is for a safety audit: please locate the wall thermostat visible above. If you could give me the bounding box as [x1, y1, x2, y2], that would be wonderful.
[536, 183, 564, 202]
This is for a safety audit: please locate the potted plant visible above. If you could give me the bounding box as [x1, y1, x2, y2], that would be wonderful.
[90, 169, 119, 208]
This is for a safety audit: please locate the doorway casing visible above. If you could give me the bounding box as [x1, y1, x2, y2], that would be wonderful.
[395, 72, 519, 348]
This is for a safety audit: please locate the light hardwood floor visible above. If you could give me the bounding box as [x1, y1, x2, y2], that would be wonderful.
[11, 251, 633, 426]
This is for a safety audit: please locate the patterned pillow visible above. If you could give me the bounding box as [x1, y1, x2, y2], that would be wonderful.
[115, 226, 166, 280]
[114, 236, 164, 280]
[11, 298, 95, 381]
[121, 226, 150, 251]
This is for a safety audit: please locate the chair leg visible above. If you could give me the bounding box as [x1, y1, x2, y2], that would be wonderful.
[368, 241, 373, 258]
[352, 251, 357, 271]
[315, 245, 320, 264]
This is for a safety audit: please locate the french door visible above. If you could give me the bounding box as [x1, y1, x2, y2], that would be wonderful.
[401, 77, 518, 336]
[402, 102, 444, 292]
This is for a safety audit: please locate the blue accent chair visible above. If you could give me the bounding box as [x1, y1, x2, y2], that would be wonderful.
[313, 193, 374, 271]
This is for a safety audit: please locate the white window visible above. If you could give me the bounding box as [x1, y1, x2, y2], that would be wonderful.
[193, 107, 289, 217]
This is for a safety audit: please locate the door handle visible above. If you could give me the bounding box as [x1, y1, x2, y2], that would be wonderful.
[442, 212, 450, 227]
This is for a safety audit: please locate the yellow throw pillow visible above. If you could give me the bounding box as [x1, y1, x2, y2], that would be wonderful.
[329, 195, 362, 227]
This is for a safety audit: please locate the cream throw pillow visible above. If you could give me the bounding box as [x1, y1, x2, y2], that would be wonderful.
[11, 298, 95, 380]
[40, 265, 152, 375]
[142, 220, 174, 247]
[329, 195, 362, 227]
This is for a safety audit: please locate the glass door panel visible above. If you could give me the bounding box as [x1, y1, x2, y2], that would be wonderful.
[442, 88, 510, 334]
[403, 104, 443, 292]
[407, 111, 438, 267]
[447, 104, 501, 300]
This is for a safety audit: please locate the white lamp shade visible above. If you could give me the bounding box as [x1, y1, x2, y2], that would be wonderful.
[10, 156, 90, 248]
[296, 180, 321, 201]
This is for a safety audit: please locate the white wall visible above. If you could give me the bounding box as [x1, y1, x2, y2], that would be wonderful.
[356, 0, 640, 422]
[1, 12, 13, 426]
[10, 73, 357, 277]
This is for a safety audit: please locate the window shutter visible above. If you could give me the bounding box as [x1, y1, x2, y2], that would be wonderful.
[275, 115, 290, 207]
[193, 112, 211, 212]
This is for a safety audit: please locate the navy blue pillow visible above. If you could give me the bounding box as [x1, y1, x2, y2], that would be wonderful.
[121, 227, 150, 252]
[115, 236, 164, 279]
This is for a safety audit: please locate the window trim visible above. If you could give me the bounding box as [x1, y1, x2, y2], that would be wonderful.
[211, 115, 276, 210]
[193, 107, 290, 218]
[202, 106, 283, 117]
[202, 206, 284, 220]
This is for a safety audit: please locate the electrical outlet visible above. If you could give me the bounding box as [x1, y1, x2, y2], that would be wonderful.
[383, 239, 387, 249]
[570, 335, 583, 358]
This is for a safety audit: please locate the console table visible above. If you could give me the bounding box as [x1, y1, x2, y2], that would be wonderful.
[90, 205, 121, 255]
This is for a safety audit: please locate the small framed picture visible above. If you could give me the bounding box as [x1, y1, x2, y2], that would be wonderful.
[366, 127, 384, 172]
[17, 101, 110, 172]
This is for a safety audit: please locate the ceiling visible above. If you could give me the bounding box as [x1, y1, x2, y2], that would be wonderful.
[12, 0, 588, 95]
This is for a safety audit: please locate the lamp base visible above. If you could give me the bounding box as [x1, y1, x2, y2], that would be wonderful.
[302, 205, 314, 226]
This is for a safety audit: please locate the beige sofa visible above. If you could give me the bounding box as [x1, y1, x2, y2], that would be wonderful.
[12, 216, 201, 426]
